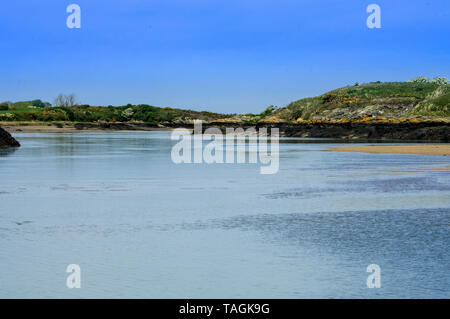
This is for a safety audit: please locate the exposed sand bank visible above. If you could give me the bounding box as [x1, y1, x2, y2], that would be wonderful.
[329, 144, 450, 156]
[391, 166, 450, 173]
[2, 124, 87, 133]
[0, 122, 168, 133]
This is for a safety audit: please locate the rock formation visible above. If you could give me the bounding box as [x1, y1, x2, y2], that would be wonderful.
[0, 126, 20, 148]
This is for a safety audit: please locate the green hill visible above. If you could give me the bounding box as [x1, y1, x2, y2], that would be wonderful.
[273, 81, 449, 122]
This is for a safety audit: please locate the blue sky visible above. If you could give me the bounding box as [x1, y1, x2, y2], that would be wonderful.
[0, 0, 448, 113]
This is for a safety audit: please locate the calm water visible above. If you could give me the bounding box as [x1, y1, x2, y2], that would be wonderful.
[0, 132, 449, 298]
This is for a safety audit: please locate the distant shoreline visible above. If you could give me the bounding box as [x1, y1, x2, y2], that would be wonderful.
[0, 122, 167, 133]
[329, 145, 450, 156]
[2, 120, 450, 142]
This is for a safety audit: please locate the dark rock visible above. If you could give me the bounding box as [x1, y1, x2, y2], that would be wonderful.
[0, 127, 20, 148]
[200, 121, 450, 142]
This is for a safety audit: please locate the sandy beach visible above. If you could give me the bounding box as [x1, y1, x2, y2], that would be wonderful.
[0, 122, 168, 133]
[329, 144, 450, 156]
[2, 124, 87, 133]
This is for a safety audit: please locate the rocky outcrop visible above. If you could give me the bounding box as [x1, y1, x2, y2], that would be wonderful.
[0, 127, 20, 147]
[197, 121, 450, 141]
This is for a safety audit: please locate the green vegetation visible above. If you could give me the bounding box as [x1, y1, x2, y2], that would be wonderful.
[409, 76, 449, 85]
[239, 105, 278, 124]
[274, 80, 450, 121]
[0, 102, 10, 111]
[410, 85, 450, 117]
[1, 78, 448, 125]
[0, 98, 230, 124]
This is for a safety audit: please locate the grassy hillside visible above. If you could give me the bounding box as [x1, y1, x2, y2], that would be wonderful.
[272, 82, 450, 122]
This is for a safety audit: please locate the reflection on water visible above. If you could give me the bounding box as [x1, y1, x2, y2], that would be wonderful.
[0, 147, 18, 157]
[0, 132, 449, 298]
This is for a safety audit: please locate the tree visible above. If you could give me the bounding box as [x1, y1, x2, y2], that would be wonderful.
[31, 99, 45, 108]
[0, 101, 12, 111]
[54, 94, 77, 107]
[0, 102, 9, 111]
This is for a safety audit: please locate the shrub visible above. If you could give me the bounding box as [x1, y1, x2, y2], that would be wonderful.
[121, 107, 134, 120]
[431, 77, 449, 86]
[260, 105, 277, 117]
[59, 107, 75, 121]
[409, 76, 431, 83]
[31, 99, 45, 108]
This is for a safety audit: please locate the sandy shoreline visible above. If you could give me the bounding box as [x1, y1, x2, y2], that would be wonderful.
[329, 145, 450, 156]
[0, 122, 170, 133]
[3, 125, 96, 133]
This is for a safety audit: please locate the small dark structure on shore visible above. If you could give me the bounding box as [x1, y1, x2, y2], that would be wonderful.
[0, 127, 20, 148]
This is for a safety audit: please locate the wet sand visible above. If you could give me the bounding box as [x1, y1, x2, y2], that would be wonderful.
[391, 166, 450, 173]
[329, 145, 450, 156]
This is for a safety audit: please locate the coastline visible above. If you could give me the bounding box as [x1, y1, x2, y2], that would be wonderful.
[0, 122, 169, 133]
[329, 144, 450, 156]
[2, 120, 450, 142]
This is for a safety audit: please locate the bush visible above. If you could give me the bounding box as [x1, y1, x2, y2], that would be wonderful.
[409, 76, 431, 83]
[121, 107, 134, 120]
[431, 77, 449, 86]
[260, 105, 277, 118]
[31, 99, 45, 108]
[0, 102, 9, 111]
[59, 107, 75, 121]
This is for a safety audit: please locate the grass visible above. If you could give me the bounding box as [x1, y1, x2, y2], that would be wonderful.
[330, 82, 439, 99]
[278, 82, 450, 121]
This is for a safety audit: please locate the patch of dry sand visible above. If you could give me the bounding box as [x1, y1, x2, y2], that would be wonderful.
[328, 144, 450, 156]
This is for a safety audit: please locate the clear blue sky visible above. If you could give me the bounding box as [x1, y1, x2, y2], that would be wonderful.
[0, 0, 448, 113]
